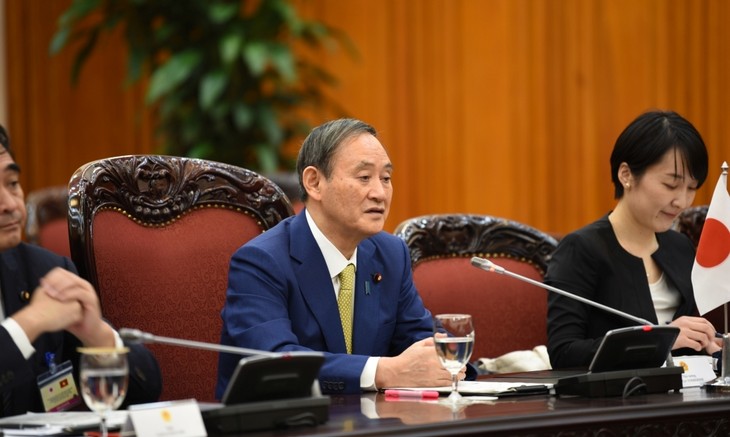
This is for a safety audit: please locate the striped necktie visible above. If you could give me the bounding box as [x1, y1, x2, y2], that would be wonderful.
[337, 264, 355, 354]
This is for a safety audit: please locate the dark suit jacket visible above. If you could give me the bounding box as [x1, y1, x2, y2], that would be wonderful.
[545, 215, 699, 369]
[0, 243, 161, 416]
[216, 211, 434, 397]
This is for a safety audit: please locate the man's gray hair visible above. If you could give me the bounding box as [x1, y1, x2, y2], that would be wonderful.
[296, 118, 377, 202]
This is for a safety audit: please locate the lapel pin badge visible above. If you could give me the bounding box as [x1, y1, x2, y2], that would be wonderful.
[372, 273, 382, 284]
[19, 290, 31, 302]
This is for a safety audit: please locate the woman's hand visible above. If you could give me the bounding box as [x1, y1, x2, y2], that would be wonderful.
[670, 316, 722, 354]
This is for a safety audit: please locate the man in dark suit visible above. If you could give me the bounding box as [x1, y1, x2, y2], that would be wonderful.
[217, 118, 461, 397]
[0, 125, 161, 416]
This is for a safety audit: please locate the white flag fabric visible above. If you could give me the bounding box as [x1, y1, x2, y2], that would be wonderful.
[691, 173, 730, 315]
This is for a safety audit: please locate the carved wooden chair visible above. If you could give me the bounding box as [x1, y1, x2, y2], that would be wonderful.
[394, 214, 558, 361]
[68, 155, 294, 402]
[25, 186, 71, 257]
[672, 205, 709, 248]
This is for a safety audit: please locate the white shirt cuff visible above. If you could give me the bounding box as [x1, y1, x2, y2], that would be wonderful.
[360, 356, 380, 390]
[112, 327, 124, 348]
[3, 318, 35, 359]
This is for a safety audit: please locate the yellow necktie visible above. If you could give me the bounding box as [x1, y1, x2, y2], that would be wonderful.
[337, 264, 355, 354]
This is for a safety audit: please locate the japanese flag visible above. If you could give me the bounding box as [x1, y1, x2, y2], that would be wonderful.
[692, 170, 730, 315]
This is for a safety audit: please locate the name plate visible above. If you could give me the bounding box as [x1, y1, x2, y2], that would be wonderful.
[125, 399, 207, 437]
[674, 355, 716, 388]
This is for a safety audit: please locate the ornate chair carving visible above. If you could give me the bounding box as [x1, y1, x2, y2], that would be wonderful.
[25, 186, 71, 257]
[394, 214, 558, 361]
[68, 155, 294, 402]
[672, 205, 709, 248]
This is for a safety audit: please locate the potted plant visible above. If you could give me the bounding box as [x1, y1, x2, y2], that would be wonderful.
[51, 0, 351, 174]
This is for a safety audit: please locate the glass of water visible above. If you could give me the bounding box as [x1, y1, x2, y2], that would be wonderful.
[78, 347, 129, 437]
[433, 314, 474, 403]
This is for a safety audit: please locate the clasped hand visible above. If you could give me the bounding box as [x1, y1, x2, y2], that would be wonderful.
[670, 316, 722, 354]
[13, 267, 115, 347]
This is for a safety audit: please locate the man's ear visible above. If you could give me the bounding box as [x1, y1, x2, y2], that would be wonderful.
[302, 166, 323, 201]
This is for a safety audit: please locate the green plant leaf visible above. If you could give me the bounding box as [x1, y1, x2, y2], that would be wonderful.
[256, 143, 278, 174]
[147, 50, 202, 103]
[269, 44, 296, 83]
[220, 32, 243, 66]
[58, 0, 101, 28]
[243, 42, 268, 76]
[70, 26, 101, 83]
[189, 142, 215, 159]
[209, 2, 239, 23]
[257, 105, 283, 145]
[200, 70, 228, 110]
[233, 103, 253, 130]
[49, 28, 71, 55]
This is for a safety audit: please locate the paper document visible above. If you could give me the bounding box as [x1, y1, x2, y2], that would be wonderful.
[392, 380, 552, 397]
[0, 410, 128, 435]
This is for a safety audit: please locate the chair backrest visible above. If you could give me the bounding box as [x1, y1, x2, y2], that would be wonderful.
[672, 205, 709, 248]
[25, 186, 71, 258]
[394, 214, 558, 360]
[68, 155, 294, 402]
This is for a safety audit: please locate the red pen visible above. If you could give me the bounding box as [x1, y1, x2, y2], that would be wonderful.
[384, 389, 440, 400]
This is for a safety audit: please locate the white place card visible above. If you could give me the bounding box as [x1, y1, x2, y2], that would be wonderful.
[125, 399, 207, 437]
[674, 355, 717, 388]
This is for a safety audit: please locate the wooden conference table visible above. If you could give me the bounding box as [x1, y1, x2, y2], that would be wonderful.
[231, 388, 730, 437]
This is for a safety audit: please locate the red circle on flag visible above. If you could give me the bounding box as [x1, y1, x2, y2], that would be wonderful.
[696, 218, 730, 268]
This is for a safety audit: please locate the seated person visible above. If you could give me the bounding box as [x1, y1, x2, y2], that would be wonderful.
[217, 118, 468, 397]
[545, 110, 722, 369]
[0, 125, 161, 416]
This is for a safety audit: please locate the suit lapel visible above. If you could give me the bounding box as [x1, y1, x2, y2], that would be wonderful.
[290, 212, 347, 353]
[0, 247, 29, 318]
[352, 239, 383, 355]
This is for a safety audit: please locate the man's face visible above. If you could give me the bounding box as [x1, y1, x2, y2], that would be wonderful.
[316, 133, 393, 246]
[0, 149, 26, 251]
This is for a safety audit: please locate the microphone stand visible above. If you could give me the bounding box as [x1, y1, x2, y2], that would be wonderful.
[470, 257, 675, 367]
[119, 328, 329, 432]
[119, 328, 281, 358]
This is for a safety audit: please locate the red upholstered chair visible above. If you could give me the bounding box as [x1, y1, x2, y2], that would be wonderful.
[25, 186, 71, 258]
[394, 214, 558, 361]
[68, 155, 294, 402]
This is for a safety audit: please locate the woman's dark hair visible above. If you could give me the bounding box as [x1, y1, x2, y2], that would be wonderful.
[610, 110, 708, 198]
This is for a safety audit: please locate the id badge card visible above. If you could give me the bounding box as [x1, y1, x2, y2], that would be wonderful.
[37, 359, 82, 412]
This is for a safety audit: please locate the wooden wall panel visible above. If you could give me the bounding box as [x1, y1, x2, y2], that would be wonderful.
[5, 0, 154, 193]
[5, 0, 730, 237]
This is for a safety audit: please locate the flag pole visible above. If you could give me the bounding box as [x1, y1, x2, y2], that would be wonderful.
[707, 162, 730, 392]
[723, 162, 728, 334]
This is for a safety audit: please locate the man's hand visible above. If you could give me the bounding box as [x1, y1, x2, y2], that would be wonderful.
[374, 336, 465, 388]
[11, 280, 83, 343]
[670, 316, 722, 354]
[39, 267, 116, 347]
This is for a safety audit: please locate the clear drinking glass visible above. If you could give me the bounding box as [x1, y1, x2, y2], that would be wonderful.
[433, 314, 474, 403]
[78, 347, 130, 437]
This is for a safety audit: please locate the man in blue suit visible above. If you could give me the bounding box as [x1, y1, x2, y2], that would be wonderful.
[217, 118, 459, 396]
[0, 125, 161, 416]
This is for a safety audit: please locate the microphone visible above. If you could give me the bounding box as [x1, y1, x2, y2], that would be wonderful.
[469, 257, 653, 326]
[470, 256, 680, 371]
[120, 328, 281, 358]
[119, 328, 329, 432]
